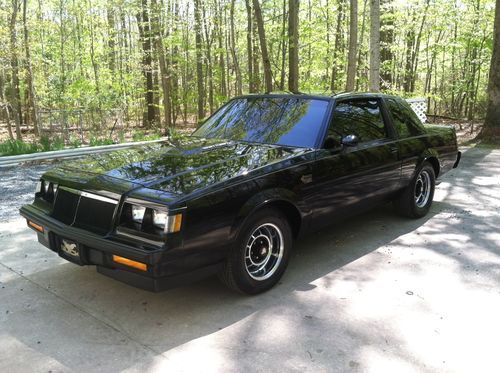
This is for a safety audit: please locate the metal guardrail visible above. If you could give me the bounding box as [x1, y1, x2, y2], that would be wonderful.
[0, 138, 167, 168]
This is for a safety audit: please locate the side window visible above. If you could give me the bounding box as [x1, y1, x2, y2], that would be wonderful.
[387, 98, 425, 138]
[329, 99, 388, 143]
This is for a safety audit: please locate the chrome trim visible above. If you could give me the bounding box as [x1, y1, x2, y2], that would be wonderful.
[80, 191, 118, 204]
[59, 186, 118, 205]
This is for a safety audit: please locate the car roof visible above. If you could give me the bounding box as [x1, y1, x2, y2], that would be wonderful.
[233, 92, 399, 102]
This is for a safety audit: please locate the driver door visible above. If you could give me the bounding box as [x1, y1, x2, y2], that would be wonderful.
[310, 98, 402, 227]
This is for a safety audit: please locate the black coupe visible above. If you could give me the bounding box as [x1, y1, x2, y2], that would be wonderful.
[20, 93, 461, 294]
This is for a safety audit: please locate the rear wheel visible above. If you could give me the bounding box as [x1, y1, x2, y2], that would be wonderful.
[394, 162, 436, 218]
[219, 208, 292, 294]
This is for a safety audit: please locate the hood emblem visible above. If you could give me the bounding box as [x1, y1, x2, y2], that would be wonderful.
[301, 174, 312, 184]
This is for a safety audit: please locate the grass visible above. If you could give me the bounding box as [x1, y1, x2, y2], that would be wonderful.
[132, 130, 162, 142]
[0, 131, 165, 157]
[0, 139, 40, 156]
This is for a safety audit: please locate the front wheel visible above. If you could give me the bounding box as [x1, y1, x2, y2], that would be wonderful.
[394, 162, 436, 218]
[219, 208, 292, 294]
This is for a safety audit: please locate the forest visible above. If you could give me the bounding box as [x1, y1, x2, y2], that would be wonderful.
[0, 0, 499, 153]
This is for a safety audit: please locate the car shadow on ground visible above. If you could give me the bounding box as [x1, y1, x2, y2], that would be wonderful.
[1, 146, 499, 371]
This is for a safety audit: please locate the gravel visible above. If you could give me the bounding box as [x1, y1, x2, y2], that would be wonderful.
[0, 163, 53, 222]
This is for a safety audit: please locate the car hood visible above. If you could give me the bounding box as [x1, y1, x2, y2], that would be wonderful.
[49, 137, 310, 196]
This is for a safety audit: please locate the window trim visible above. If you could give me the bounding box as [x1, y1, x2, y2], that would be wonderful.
[322, 96, 397, 148]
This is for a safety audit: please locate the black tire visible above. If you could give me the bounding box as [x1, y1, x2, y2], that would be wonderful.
[394, 162, 436, 218]
[219, 208, 293, 295]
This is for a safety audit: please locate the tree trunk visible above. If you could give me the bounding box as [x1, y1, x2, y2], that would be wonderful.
[136, 0, 155, 128]
[330, 0, 344, 92]
[151, 0, 171, 130]
[480, 0, 500, 141]
[380, 0, 394, 89]
[252, 0, 273, 93]
[107, 6, 116, 72]
[346, 0, 358, 91]
[244, 0, 255, 93]
[9, 0, 22, 140]
[280, 0, 287, 90]
[288, 0, 299, 92]
[23, 0, 39, 136]
[369, 0, 380, 92]
[194, 0, 205, 120]
[202, 3, 214, 114]
[230, 0, 242, 95]
[356, 0, 368, 90]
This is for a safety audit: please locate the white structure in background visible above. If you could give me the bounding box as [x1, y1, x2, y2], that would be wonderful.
[406, 98, 428, 123]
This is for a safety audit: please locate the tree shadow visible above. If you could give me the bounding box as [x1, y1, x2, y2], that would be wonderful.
[1, 146, 498, 371]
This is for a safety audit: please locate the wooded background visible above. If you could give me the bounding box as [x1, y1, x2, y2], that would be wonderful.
[0, 0, 499, 142]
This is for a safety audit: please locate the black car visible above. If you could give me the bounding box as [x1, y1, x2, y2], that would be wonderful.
[20, 93, 461, 294]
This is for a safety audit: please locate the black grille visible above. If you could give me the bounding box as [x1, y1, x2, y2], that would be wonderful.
[73, 196, 117, 235]
[52, 189, 79, 225]
[51, 188, 117, 235]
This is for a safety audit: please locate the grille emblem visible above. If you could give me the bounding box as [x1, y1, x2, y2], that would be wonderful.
[61, 239, 79, 257]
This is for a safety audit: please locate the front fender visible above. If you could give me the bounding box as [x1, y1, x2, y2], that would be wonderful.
[229, 188, 301, 241]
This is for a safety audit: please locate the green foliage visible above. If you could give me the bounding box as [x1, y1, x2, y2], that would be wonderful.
[132, 130, 162, 142]
[0, 140, 40, 156]
[89, 137, 115, 146]
[0, 136, 67, 156]
[39, 136, 65, 152]
[0, 0, 497, 144]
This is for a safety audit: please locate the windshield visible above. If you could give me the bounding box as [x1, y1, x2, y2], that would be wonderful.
[192, 97, 330, 148]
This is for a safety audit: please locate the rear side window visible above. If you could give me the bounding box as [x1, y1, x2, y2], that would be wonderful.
[386, 98, 425, 138]
[330, 99, 388, 143]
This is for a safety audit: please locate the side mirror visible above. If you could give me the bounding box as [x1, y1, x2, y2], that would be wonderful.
[341, 134, 359, 147]
[324, 136, 340, 150]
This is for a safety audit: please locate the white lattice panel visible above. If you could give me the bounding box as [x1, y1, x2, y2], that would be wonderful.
[406, 98, 427, 123]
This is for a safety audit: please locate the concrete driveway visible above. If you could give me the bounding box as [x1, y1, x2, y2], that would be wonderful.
[0, 147, 499, 373]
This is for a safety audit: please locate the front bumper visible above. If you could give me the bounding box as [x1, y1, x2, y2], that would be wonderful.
[19, 204, 221, 291]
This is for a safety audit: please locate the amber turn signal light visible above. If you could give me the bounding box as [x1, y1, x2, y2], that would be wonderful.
[112, 255, 147, 271]
[168, 213, 183, 233]
[27, 220, 44, 233]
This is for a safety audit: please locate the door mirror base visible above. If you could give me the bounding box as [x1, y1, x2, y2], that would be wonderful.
[341, 134, 359, 147]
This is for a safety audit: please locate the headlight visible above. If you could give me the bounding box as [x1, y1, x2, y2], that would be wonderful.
[153, 210, 167, 229]
[132, 205, 146, 223]
[120, 200, 183, 237]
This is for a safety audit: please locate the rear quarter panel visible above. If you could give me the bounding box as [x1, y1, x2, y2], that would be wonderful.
[398, 125, 458, 184]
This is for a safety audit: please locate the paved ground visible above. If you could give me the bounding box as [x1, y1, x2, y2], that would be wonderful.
[0, 147, 499, 373]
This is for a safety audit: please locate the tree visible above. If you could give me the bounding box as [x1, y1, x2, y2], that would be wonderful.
[151, 0, 171, 130]
[136, 0, 156, 128]
[380, 0, 394, 89]
[23, 0, 39, 136]
[369, 0, 380, 91]
[252, 0, 273, 93]
[346, 0, 358, 91]
[288, 0, 299, 92]
[480, 0, 500, 141]
[9, 0, 22, 140]
[194, 0, 205, 120]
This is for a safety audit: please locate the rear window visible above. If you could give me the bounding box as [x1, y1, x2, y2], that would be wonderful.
[386, 98, 425, 138]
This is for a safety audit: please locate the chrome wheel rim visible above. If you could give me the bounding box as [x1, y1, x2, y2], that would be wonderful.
[414, 170, 431, 208]
[244, 223, 284, 281]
